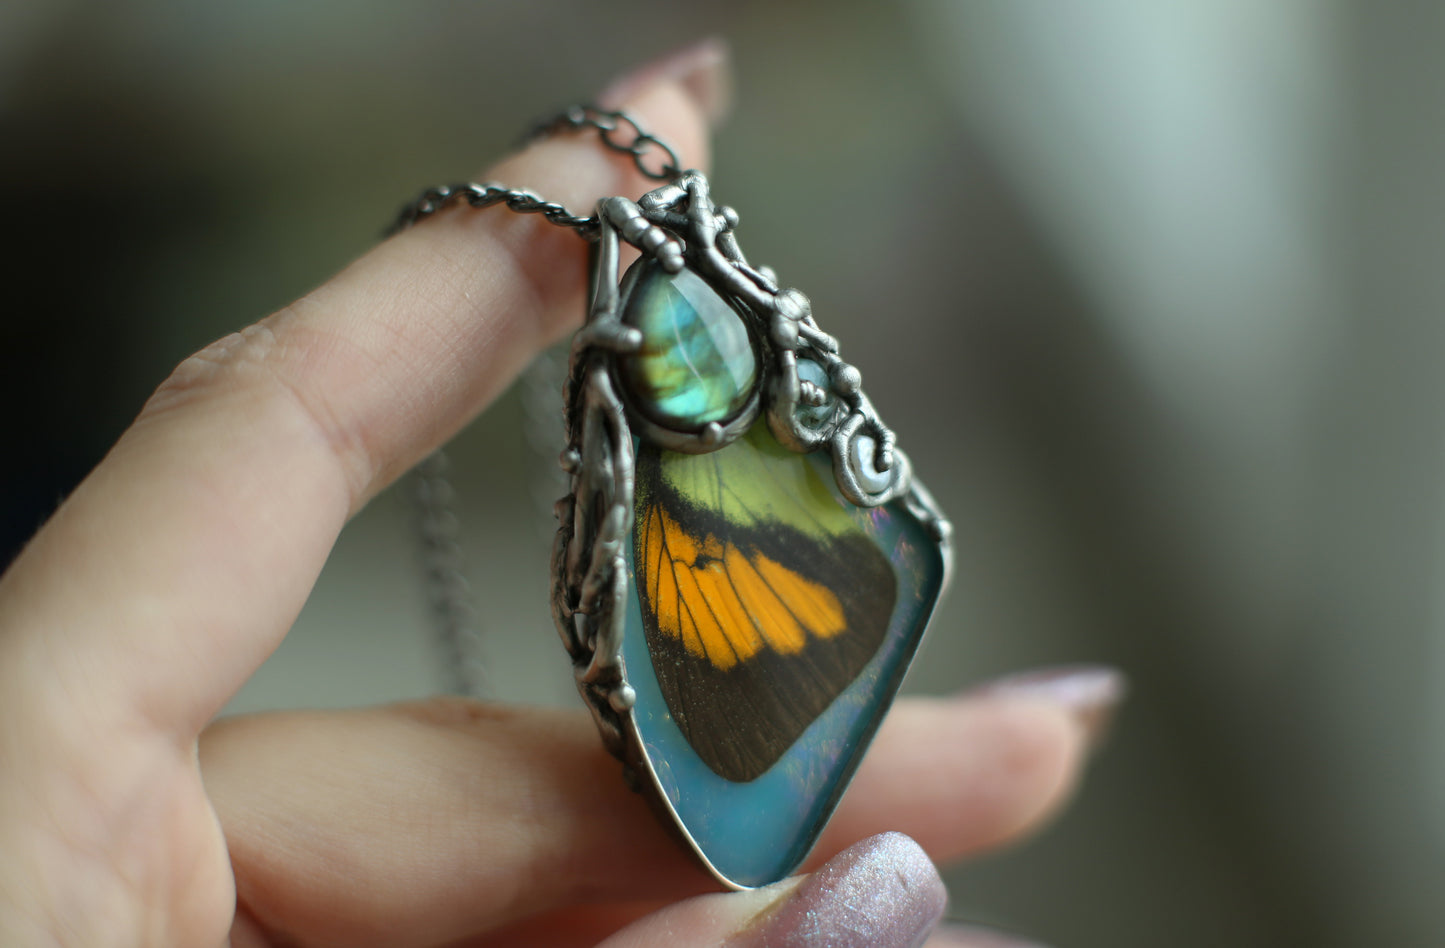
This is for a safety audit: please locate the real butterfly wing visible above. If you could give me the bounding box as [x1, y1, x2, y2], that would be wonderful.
[634, 424, 897, 783]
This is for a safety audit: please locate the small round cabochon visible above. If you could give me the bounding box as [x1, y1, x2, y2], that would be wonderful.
[619, 260, 758, 432]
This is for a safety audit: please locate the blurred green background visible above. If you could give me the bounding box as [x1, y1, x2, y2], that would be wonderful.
[4, 2, 1443, 945]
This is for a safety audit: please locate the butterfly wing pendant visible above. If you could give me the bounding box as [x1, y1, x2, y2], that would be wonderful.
[551, 170, 951, 889]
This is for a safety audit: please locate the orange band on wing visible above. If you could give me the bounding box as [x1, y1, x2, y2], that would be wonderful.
[642, 505, 848, 671]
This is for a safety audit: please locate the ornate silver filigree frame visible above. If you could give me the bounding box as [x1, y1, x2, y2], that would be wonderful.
[549, 170, 952, 888]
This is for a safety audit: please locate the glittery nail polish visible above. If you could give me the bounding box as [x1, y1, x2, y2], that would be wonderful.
[737, 833, 946, 948]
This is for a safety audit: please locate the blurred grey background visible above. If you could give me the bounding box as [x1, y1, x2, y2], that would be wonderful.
[3, 1, 1441, 945]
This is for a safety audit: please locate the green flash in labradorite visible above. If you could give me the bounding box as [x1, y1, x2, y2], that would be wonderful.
[619, 260, 758, 431]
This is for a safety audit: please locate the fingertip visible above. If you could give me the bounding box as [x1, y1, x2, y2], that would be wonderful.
[942, 693, 1090, 849]
[599, 833, 945, 948]
[745, 833, 945, 947]
[484, 69, 715, 225]
[966, 663, 1128, 750]
[598, 37, 733, 129]
[821, 694, 1091, 867]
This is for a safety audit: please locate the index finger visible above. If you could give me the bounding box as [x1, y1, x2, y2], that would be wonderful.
[0, 59, 719, 740]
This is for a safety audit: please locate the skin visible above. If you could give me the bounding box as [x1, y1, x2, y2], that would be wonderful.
[0, 72, 1090, 948]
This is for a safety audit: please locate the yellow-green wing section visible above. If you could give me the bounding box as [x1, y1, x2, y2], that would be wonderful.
[655, 423, 858, 540]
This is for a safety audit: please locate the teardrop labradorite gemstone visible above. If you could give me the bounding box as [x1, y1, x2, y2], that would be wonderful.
[619, 260, 758, 431]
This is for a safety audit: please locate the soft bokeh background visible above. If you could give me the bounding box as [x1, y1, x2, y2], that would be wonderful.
[3, 2, 1441, 945]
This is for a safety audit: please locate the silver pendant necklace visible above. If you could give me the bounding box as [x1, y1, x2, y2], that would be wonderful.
[393, 106, 951, 890]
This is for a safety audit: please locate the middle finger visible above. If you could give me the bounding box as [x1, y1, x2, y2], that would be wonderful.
[200, 690, 1093, 947]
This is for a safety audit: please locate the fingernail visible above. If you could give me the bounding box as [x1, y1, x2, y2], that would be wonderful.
[598, 37, 733, 126]
[738, 832, 946, 948]
[925, 923, 1054, 947]
[967, 664, 1127, 748]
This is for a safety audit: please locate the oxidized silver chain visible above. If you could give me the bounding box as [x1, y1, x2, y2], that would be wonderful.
[393, 106, 684, 696]
[389, 106, 682, 239]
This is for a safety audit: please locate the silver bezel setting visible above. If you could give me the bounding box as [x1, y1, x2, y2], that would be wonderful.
[550, 169, 952, 889]
[605, 254, 764, 453]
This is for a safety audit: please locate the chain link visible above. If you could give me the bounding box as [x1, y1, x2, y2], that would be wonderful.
[525, 105, 684, 181]
[389, 182, 602, 240]
[395, 107, 682, 697]
[388, 106, 683, 241]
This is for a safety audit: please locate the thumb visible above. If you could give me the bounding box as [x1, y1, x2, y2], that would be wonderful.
[598, 833, 947, 948]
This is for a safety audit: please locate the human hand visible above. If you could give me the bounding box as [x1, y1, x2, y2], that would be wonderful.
[0, 40, 1118, 947]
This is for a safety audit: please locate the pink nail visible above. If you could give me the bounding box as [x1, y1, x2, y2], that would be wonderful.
[597, 37, 733, 126]
[965, 664, 1127, 748]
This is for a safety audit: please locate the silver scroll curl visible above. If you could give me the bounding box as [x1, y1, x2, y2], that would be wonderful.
[550, 170, 953, 869]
